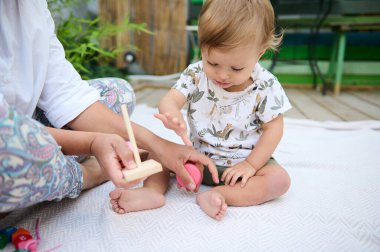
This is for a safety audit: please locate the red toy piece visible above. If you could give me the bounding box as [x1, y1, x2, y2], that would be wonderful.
[176, 162, 202, 188]
[11, 228, 38, 252]
[11, 228, 31, 244]
[13, 233, 33, 249]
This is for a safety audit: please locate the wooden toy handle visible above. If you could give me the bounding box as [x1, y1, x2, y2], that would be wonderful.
[121, 104, 142, 166]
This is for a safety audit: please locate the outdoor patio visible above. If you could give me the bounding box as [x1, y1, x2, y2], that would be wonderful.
[134, 86, 380, 122]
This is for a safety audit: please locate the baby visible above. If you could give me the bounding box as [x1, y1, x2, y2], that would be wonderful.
[110, 0, 292, 221]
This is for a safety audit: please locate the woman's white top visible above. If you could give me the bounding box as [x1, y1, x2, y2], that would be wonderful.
[0, 0, 99, 128]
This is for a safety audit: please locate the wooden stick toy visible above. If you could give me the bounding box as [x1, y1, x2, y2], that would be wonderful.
[120, 105, 162, 182]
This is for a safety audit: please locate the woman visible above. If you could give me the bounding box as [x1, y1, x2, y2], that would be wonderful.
[0, 0, 218, 215]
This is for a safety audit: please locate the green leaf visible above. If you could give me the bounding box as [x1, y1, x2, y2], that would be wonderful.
[50, 1, 151, 79]
[225, 129, 233, 140]
[193, 90, 204, 102]
[259, 96, 267, 114]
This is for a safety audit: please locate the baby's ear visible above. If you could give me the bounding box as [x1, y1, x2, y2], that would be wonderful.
[258, 49, 266, 59]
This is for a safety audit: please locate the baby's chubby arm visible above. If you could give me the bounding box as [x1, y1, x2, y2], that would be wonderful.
[245, 115, 284, 171]
[154, 89, 192, 146]
[222, 115, 284, 187]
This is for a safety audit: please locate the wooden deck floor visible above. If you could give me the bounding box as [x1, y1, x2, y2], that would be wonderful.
[135, 86, 380, 122]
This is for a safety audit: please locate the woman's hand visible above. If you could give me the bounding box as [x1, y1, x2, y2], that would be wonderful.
[221, 160, 257, 187]
[153, 140, 218, 192]
[154, 112, 192, 146]
[90, 133, 142, 188]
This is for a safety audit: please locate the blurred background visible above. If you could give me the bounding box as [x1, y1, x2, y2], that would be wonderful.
[48, 0, 380, 121]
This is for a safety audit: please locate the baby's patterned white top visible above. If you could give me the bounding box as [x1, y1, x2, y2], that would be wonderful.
[173, 61, 292, 166]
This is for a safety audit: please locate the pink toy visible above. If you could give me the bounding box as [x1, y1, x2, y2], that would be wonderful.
[16, 238, 38, 252]
[176, 162, 201, 188]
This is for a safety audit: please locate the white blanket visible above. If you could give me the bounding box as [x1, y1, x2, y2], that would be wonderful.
[1, 105, 380, 252]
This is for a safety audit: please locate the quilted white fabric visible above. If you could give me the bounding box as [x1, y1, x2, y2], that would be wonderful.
[1, 105, 380, 252]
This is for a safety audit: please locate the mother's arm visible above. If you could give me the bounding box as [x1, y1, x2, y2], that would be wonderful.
[67, 101, 219, 191]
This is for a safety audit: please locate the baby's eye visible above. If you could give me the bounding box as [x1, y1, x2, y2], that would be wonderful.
[207, 61, 217, 66]
[232, 67, 244, 72]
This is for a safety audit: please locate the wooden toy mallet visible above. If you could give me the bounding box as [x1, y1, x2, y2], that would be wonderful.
[120, 104, 163, 182]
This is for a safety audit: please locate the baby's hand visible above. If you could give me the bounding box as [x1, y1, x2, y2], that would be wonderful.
[154, 112, 192, 146]
[221, 160, 257, 187]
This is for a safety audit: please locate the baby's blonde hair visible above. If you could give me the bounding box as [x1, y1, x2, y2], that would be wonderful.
[198, 0, 282, 52]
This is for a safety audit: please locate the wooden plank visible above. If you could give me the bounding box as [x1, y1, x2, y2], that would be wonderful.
[138, 87, 308, 118]
[135, 88, 155, 103]
[306, 90, 371, 121]
[140, 0, 187, 75]
[136, 88, 168, 108]
[145, 88, 169, 108]
[347, 90, 380, 107]
[335, 93, 380, 120]
[278, 16, 380, 29]
[133, 0, 151, 73]
[99, 0, 187, 75]
[285, 89, 342, 121]
[283, 106, 307, 119]
[283, 88, 308, 119]
[135, 88, 380, 121]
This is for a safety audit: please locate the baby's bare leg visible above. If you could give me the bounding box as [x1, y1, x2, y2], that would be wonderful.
[196, 164, 290, 220]
[218, 163, 290, 206]
[109, 166, 170, 214]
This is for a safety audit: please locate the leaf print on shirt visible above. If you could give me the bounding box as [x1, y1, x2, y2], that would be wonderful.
[180, 82, 188, 89]
[270, 95, 285, 110]
[251, 93, 262, 114]
[207, 89, 219, 103]
[230, 93, 253, 119]
[235, 131, 250, 141]
[249, 113, 263, 134]
[258, 78, 274, 91]
[214, 142, 223, 148]
[258, 96, 267, 114]
[184, 65, 202, 86]
[207, 88, 219, 116]
[197, 128, 208, 137]
[187, 105, 196, 120]
[207, 123, 233, 141]
[193, 64, 203, 73]
[190, 86, 204, 103]
[218, 105, 232, 115]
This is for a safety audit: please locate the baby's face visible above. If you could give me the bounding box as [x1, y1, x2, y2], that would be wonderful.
[201, 44, 264, 92]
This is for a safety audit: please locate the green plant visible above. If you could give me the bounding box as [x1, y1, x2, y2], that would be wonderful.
[48, 0, 151, 79]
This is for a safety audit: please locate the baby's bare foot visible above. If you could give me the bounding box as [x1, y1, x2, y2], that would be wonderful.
[196, 191, 227, 221]
[109, 188, 165, 214]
